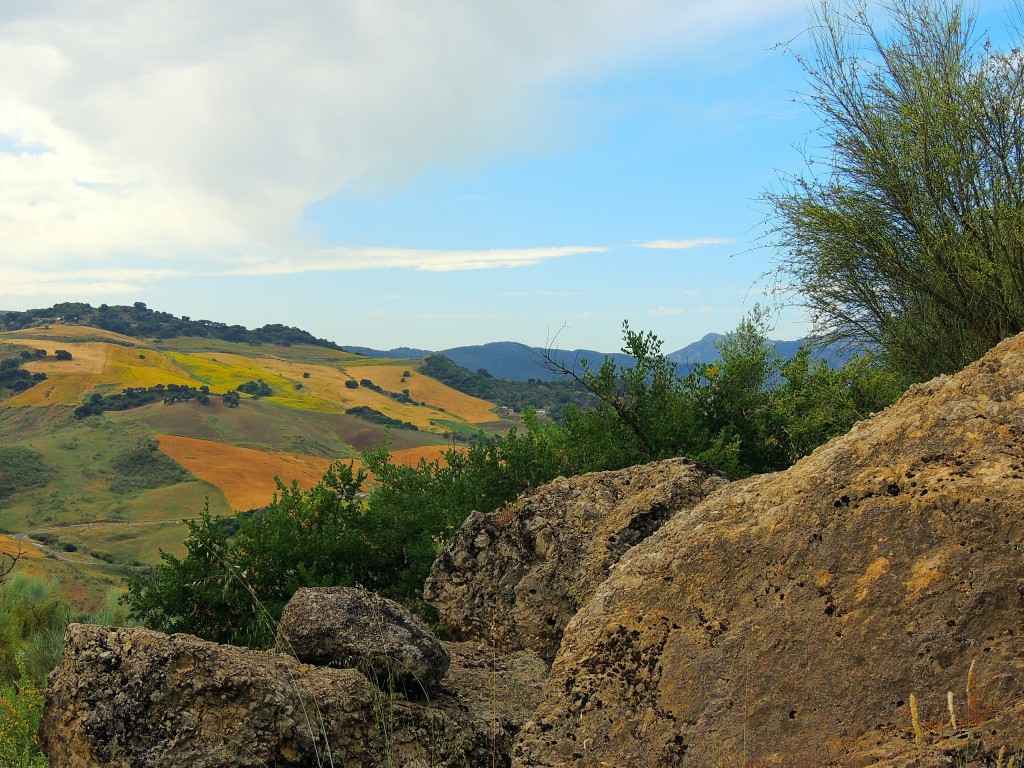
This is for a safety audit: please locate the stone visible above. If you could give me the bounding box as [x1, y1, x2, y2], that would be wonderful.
[424, 457, 730, 661]
[513, 332, 1024, 767]
[40, 623, 548, 768]
[276, 586, 450, 694]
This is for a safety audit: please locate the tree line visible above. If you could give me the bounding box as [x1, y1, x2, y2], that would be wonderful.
[0, 302, 345, 351]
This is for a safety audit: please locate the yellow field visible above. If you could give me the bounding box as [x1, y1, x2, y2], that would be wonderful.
[101, 345, 197, 390]
[3, 340, 201, 405]
[355, 365, 497, 424]
[13, 340, 109, 374]
[168, 352, 295, 393]
[166, 352, 494, 431]
[156, 434, 335, 511]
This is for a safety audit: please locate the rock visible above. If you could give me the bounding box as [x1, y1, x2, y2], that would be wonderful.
[513, 333, 1024, 767]
[41, 623, 548, 768]
[276, 586, 449, 694]
[40, 624, 377, 768]
[424, 457, 730, 661]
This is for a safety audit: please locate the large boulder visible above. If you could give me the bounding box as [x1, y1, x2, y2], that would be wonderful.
[41, 624, 548, 768]
[276, 586, 450, 693]
[513, 333, 1024, 767]
[425, 457, 730, 661]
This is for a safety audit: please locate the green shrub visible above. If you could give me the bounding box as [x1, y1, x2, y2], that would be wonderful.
[0, 675, 47, 768]
[108, 439, 191, 494]
[0, 448, 53, 502]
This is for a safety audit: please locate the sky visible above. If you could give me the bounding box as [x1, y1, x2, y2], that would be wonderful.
[0, 1, 1016, 353]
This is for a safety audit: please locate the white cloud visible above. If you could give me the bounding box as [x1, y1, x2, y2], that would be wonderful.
[648, 306, 685, 316]
[220, 246, 607, 274]
[0, 245, 603, 303]
[637, 238, 734, 250]
[0, 0, 802, 274]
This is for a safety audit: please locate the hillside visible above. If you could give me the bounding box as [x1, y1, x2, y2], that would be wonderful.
[0, 323, 505, 608]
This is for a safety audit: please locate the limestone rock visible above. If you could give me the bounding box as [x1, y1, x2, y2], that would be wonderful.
[276, 586, 449, 693]
[513, 333, 1024, 767]
[41, 623, 548, 768]
[424, 457, 730, 661]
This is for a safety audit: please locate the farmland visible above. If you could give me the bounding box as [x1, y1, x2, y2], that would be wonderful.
[0, 323, 502, 607]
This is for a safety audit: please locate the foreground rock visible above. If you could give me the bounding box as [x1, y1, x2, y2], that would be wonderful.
[41, 624, 547, 768]
[425, 457, 730, 661]
[513, 334, 1024, 766]
[276, 586, 450, 693]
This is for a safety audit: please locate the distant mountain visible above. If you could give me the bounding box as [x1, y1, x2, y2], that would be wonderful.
[667, 333, 858, 373]
[436, 338, 857, 382]
[343, 346, 433, 359]
[441, 342, 634, 382]
[339, 341, 634, 382]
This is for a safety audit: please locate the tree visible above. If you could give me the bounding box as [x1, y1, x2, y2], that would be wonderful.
[54, 349, 73, 360]
[764, 0, 1024, 381]
[0, 549, 20, 587]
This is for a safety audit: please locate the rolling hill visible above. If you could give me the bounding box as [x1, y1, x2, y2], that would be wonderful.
[0, 321, 506, 609]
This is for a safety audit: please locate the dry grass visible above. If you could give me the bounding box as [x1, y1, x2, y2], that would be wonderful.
[355, 365, 497, 424]
[3, 374, 97, 406]
[0, 323, 137, 343]
[0, 536, 42, 559]
[156, 434, 334, 511]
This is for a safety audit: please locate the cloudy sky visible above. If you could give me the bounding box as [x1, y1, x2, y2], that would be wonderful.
[0, 1, 1011, 351]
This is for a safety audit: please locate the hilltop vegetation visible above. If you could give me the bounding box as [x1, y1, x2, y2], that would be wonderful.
[0, 301, 346, 350]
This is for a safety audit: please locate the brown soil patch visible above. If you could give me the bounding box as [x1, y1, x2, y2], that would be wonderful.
[156, 435, 461, 511]
[156, 434, 333, 511]
[389, 444, 463, 467]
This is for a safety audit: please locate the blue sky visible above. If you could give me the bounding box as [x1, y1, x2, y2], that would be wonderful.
[0, 1, 1015, 352]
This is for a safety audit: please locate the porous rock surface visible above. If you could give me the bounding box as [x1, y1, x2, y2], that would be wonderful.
[41, 624, 548, 768]
[513, 333, 1024, 767]
[276, 586, 450, 693]
[424, 457, 730, 661]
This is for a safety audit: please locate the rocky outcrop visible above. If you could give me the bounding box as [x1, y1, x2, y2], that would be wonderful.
[513, 333, 1024, 766]
[41, 623, 547, 768]
[424, 457, 730, 660]
[276, 586, 450, 693]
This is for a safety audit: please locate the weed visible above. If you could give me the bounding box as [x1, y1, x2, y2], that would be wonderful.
[0, 667, 47, 768]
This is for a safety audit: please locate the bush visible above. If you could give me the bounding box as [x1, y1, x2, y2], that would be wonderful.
[0, 448, 53, 502]
[108, 439, 191, 494]
[0, 677, 47, 768]
[125, 465, 369, 647]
